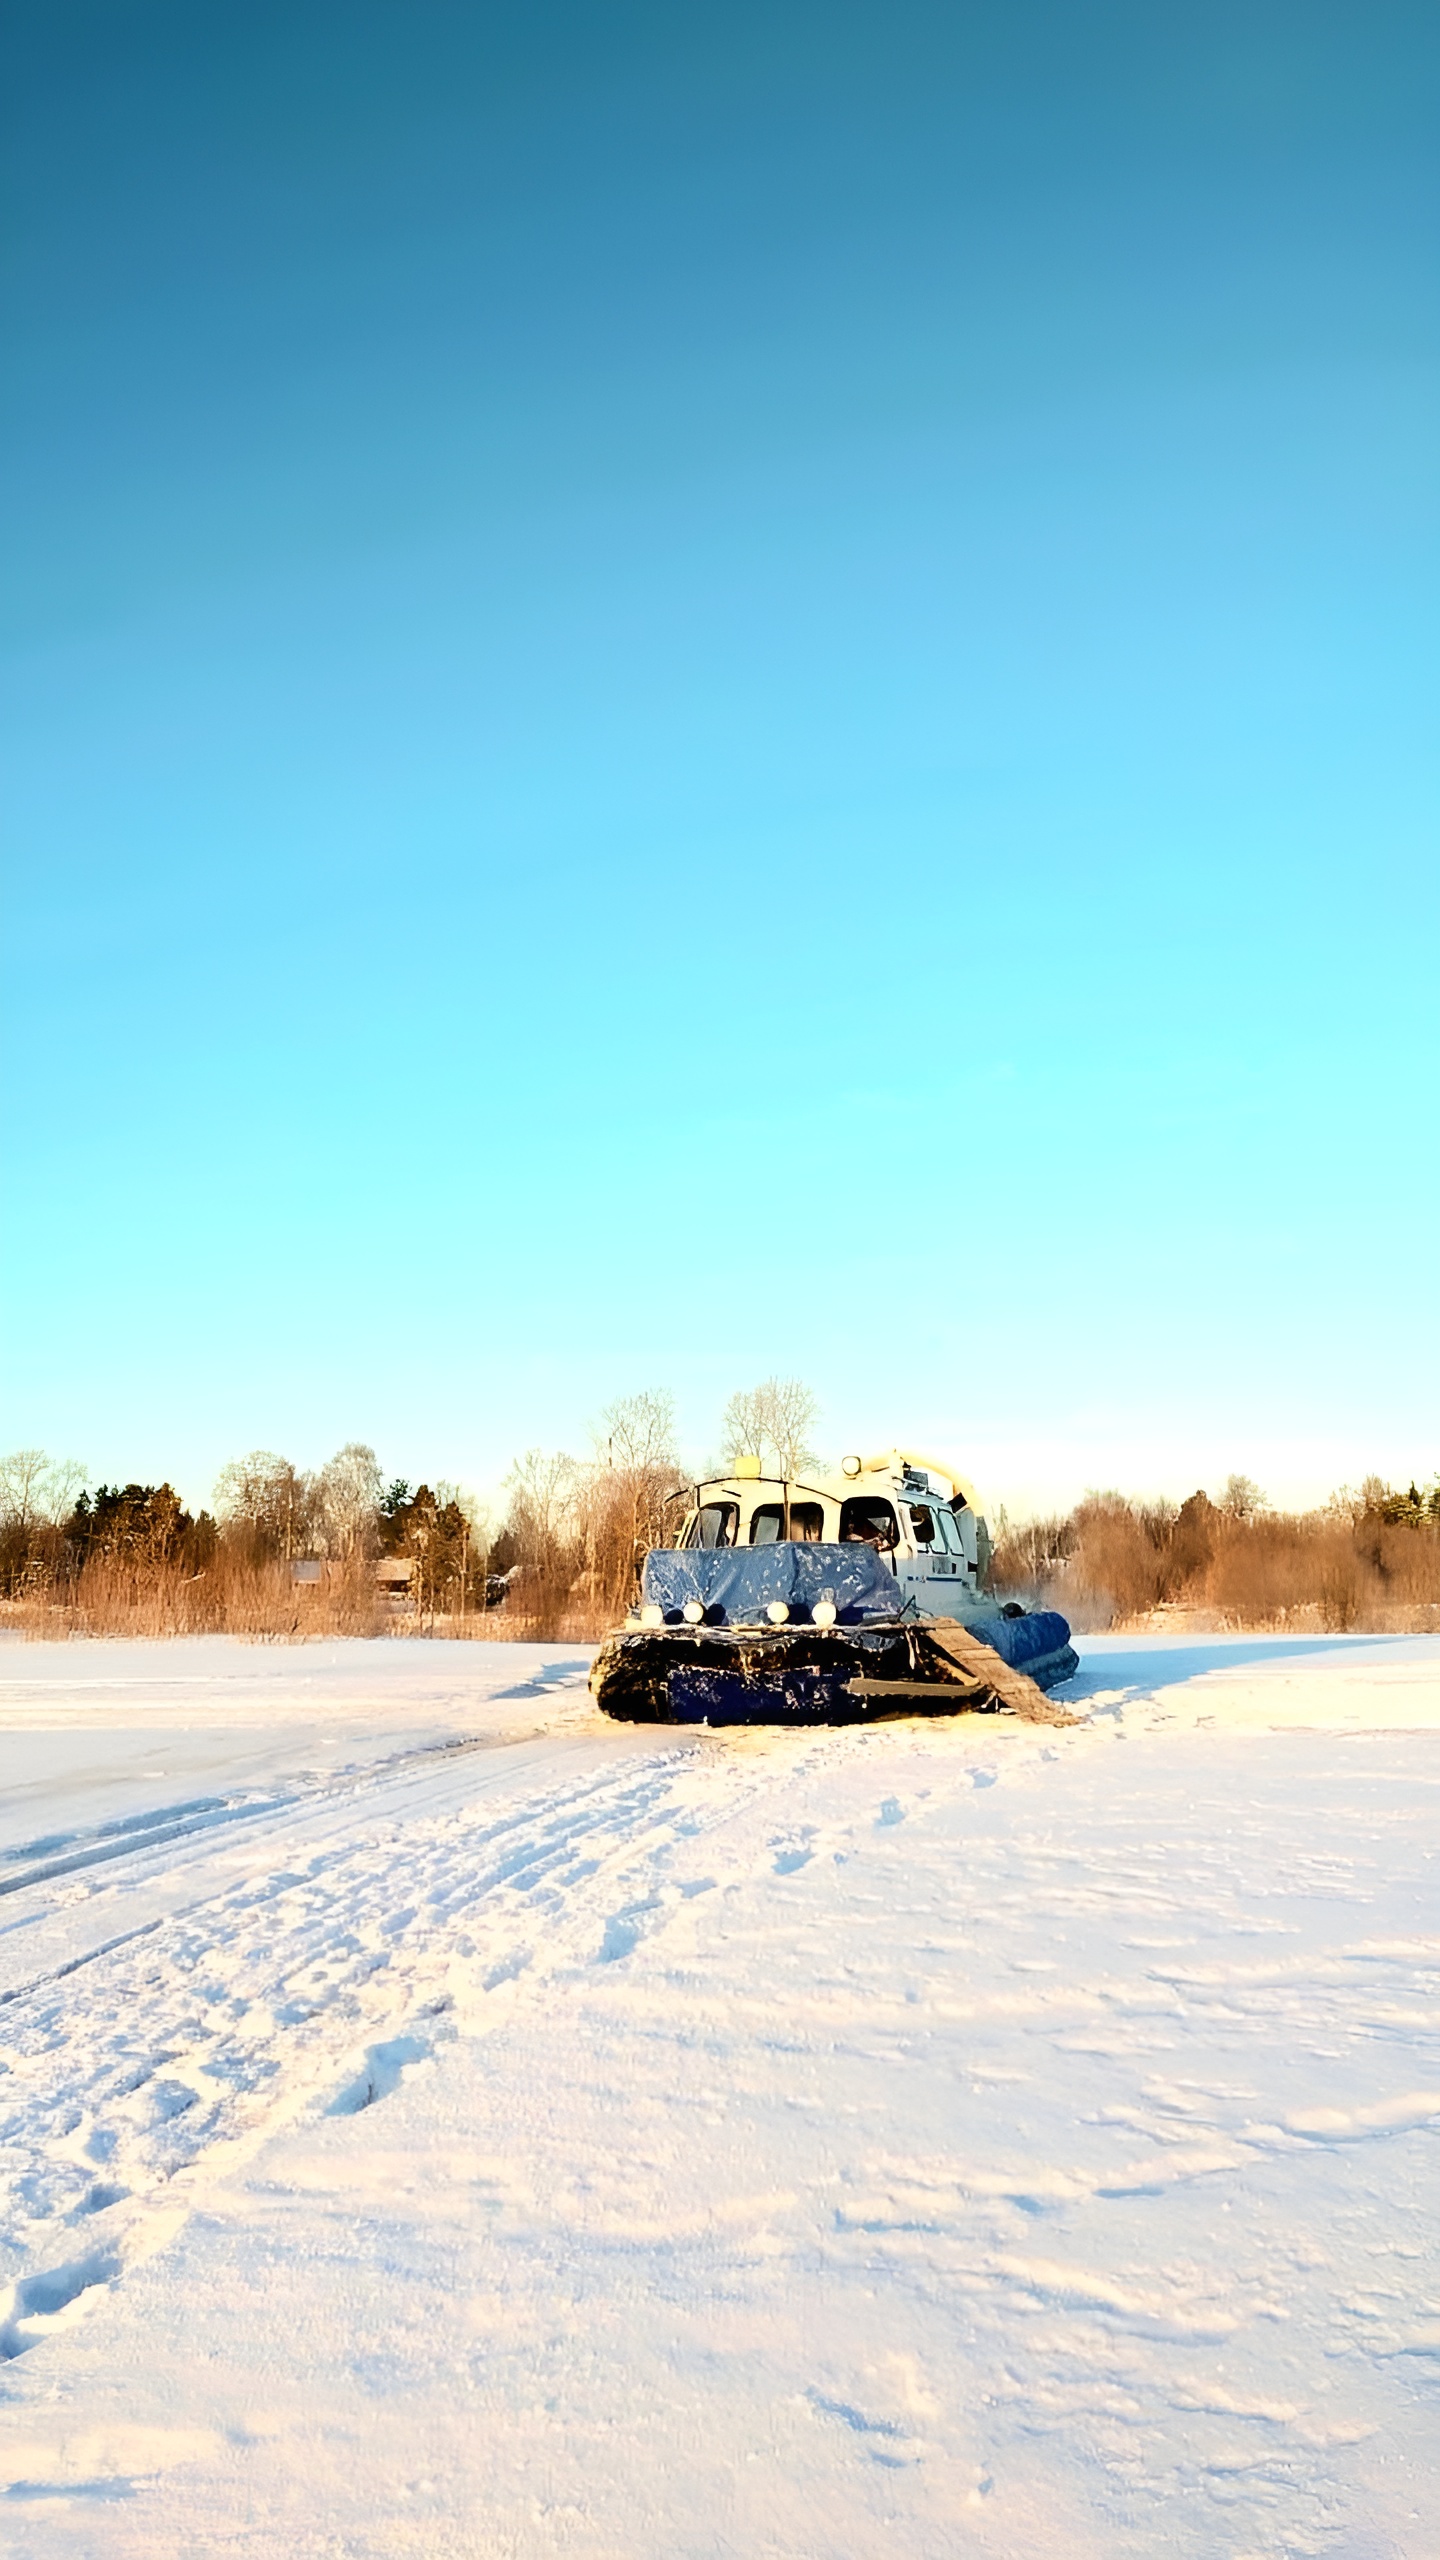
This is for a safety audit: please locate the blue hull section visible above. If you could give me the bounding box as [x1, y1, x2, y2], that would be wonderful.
[969, 1610, 1078, 1689]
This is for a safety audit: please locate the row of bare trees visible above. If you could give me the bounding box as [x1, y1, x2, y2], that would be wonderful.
[500, 1380, 825, 1637]
[504, 1391, 687, 1638]
[213, 1443, 386, 1565]
[0, 1379, 821, 1641]
[989, 1476, 1440, 1631]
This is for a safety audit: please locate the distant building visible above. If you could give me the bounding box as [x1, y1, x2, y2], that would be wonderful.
[375, 1557, 416, 1611]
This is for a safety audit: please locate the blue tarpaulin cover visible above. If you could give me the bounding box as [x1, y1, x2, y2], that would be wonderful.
[641, 1542, 902, 1623]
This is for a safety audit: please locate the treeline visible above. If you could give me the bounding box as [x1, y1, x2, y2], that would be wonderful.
[0, 1441, 507, 1638]
[7, 1408, 1437, 1642]
[990, 1473, 1440, 1631]
[0, 1383, 754, 1641]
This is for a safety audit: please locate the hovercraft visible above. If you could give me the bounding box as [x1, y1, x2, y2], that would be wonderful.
[590, 1448, 1078, 1727]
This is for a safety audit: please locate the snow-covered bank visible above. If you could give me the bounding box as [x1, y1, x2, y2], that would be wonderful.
[0, 1636, 1436, 2555]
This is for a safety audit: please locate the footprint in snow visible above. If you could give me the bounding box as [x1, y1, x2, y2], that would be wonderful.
[773, 1847, 813, 1875]
[0, 2247, 118, 2361]
[805, 2392, 924, 2468]
[876, 1798, 905, 1827]
[327, 2034, 431, 2117]
[481, 1949, 532, 1992]
[75, 2181, 129, 2218]
[596, 1893, 664, 1962]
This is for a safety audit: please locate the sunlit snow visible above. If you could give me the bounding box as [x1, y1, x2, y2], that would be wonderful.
[0, 1632, 1436, 2554]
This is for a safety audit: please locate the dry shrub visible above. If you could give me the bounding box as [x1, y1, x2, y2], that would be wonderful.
[1066, 1494, 1177, 1623]
[1198, 1515, 1365, 1629]
[994, 1485, 1440, 1633]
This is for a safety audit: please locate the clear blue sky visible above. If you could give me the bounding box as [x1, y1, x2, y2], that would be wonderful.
[3, 0, 1437, 1518]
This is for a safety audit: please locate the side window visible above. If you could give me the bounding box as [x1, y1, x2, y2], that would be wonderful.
[936, 1507, 963, 1555]
[692, 1502, 738, 1549]
[790, 1502, 824, 1542]
[908, 1504, 937, 1546]
[839, 1498, 899, 1551]
[749, 1504, 784, 1544]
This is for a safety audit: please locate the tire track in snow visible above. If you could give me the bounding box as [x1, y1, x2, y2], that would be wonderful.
[0, 1730, 597, 2006]
[0, 1719, 830, 2369]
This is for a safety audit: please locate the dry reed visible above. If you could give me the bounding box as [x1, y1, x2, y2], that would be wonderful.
[9, 1550, 383, 1643]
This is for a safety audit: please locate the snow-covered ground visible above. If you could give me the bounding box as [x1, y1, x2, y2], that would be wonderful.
[0, 1631, 1436, 2556]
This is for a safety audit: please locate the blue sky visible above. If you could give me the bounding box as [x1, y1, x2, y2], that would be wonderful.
[3, 0, 1437, 1518]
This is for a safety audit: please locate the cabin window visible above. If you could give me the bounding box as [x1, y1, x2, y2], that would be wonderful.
[839, 1497, 899, 1551]
[936, 1506, 965, 1556]
[908, 1504, 937, 1545]
[690, 1502, 738, 1549]
[748, 1501, 824, 1543]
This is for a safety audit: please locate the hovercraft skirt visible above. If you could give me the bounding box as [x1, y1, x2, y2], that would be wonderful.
[667, 1666, 854, 1724]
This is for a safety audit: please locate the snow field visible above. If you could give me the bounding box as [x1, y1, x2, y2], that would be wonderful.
[0, 1633, 1436, 2555]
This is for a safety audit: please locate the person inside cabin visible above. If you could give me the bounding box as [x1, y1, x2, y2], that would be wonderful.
[840, 1499, 898, 1551]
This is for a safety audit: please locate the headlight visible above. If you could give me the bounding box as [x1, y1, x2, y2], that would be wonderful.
[640, 1603, 665, 1628]
[764, 1600, 789, 1624]
[682, 1599, 705, 1624]
[841, 1454, 862, 1477]
[812, 1600, 837, 1628]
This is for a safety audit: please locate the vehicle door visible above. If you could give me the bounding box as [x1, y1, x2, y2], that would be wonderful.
[900, 1502, 959, 1613]
[933, 1502, 974, 1600]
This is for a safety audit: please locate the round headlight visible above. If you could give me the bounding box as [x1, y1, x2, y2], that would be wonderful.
[841, 1454, 862, 1477]
[764, 1600, 790, 1624]
[682, 1598, 705, 1624]
[812, 1600, 837, 1628]
[640, 1603, 665, 1629]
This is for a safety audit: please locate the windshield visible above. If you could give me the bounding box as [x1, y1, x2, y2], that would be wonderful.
[689, 1502, 738, 1549]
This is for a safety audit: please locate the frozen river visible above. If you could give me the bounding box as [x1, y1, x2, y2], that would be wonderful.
[0, 1631, 1436, 2555]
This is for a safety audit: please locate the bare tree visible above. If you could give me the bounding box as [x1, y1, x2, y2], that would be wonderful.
[503, 1448, 581, 1636]
[505, 1449, 579, 1562]
[596, 1388, 677, 1476]
[1220, 1473, 1266, 1522]
[717, 1388, 766, 1471]
[718, 1378, 821, 1478]
[582, 1391, 686, 1616]
[434, 1478, 485, 1531]
[0, 1449, 87, 1602]
[214, 1451, 313, 1562]
[0, 1450, 86, 1532]
[434, 1478, 490, 1554]
[314, 1443, 383, 1559]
